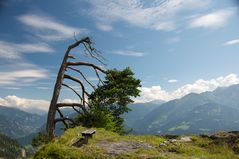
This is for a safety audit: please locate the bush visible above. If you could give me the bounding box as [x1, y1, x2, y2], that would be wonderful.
[75, 107, 118, 132]
[32, 132, 51, 147]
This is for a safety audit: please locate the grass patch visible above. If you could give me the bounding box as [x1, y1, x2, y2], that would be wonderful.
[33, 126, 239, 159]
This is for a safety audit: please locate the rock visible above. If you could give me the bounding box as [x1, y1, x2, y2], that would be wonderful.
[169, 139, 177, 143]
[209, 131, 239, 146]
[160, 143, 167, 147]
[179, 136, 192, 142]
[97, 140, 154, 156]
[163, 141, 169, 144]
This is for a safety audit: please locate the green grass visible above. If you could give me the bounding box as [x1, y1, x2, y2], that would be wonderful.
[168, 122, 190, 132]
[33, 127, 239, 159]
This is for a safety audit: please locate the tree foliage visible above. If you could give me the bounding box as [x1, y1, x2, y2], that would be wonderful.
[0, 133, 22, 158]
[75, 67, 141, 134]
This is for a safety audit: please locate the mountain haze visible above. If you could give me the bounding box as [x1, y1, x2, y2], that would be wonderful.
[123, 100, 164, 129]
[128, 84, 239, 134]
[0, 106, 46, 141]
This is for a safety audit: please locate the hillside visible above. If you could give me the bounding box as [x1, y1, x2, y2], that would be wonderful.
[123, 101, 164, 129]
[129, 84, 239, 135]
[0, 105, 46, 145]
[33, 126, 239, 159]
[0, 133, 22, 159]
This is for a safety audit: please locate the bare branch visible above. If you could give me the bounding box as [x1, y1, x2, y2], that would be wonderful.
[67, 61, 106, 73]
[62, 83, 83, 101]
[74, 32, 78, 42]
[68, 55, 76, 59]
[67, 67, 96, 90]
[64, 74, 90, 108]
[56, 102, 85, 108]
[82, 42, 106, 65]
[56, 109, 68, 128]
[54, 117, 75, 125]
[72, 106, 82, 114]
[94, 68, 104, 86]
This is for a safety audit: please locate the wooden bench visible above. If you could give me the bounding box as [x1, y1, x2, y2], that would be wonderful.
[82, 129, 96, 139]
[81, 129, 96, 144]
[72, 129, 96, 147]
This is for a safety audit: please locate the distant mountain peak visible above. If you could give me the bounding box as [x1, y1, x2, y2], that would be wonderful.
[127, 83, 239, 135]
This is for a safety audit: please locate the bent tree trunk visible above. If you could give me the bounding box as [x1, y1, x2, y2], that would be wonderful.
[46, 46, 69, 139]
[46, 37, 106, 139]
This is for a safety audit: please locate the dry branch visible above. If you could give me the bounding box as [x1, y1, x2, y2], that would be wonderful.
[67, 61, 106, 73]
[64, 74, 89, 108]
[67, 66, 96, 90]
[62, 83, 83, 101]
[56, 109, 68, 128]
[54, 117, 75, 125]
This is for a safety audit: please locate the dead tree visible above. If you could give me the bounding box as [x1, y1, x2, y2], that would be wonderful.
[46, 37, 106, 139]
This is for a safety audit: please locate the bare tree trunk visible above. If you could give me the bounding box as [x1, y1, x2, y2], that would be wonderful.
[46, 46, 70, 139]
[46, 37, 106, 139]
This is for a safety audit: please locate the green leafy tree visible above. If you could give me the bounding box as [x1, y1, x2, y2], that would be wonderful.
[76, 67, 141, 134]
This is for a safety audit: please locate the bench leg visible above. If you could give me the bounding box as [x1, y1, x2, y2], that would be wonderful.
[83, 136, 89, 144]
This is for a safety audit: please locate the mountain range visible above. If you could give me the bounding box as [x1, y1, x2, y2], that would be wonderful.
[1, 84, 239, 147]
[0, 106, 46, 145]
[126, 84, 239, 135]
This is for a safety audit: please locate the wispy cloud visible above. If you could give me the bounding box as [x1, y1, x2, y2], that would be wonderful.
[17, 14, 88, 41]
[0, 41, 53, 59]
[86, 0, 211, 31]
[3, 87, 21, 90]
[135, 74, 239, 103]
[0, 63, 49, 86]
[96, 23, 113, 31]
[224, 39, 239, 45]
[168, 79, 178, 83]
[114, 50, 145, 57]
[189, 8, 235, 29]
[36, 87, 51, 90]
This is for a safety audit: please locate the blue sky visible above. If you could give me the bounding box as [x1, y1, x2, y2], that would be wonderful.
[1, 0, 239, 113]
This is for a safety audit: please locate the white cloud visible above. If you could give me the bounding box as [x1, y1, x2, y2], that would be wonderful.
[17, 14, 87, 41]
[4, 87, 21, 90]
[0, 63, 49, 86]
[96, 23, 113, 31]
[134, 86, 171, 103]
[0, 69, 48, 86]
[61, 98, 81, 103]
[224, 39, 239, 45]
[2, 74, 239, 113]
[135, 74, 239, 103]
[36, 87, 50, 90]
[0, 41, 53, 59]
[189, 8, 235, 29]
[114, 50, 145, 57]
[168, 79, 178, 83]
[0, 96, 84, 114]
[0, 95, 50, 114]
[87, 0, 211, 31]
[172, 74, 239, 98]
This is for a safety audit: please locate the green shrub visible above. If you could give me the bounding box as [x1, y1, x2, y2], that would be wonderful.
[32, 132, 51, 147]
